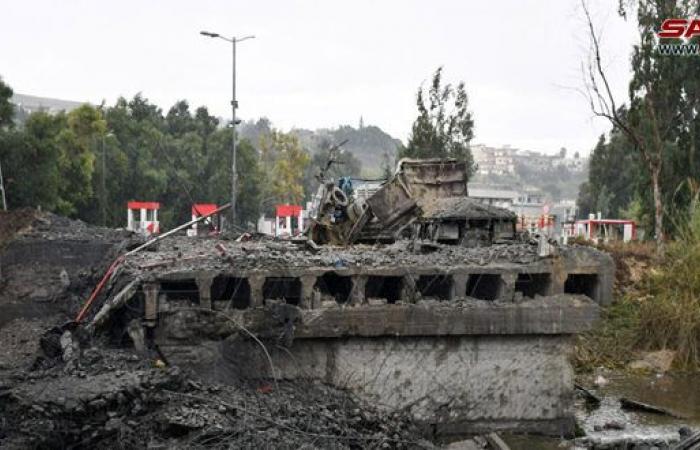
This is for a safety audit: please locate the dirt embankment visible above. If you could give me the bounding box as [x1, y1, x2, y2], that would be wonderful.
[0, 208, 38, 249]
[0, 209, 136, 324]
[598, 241, 658, 297]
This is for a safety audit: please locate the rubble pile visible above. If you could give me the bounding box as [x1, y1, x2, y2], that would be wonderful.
[0, 342, 424, 449]
[0, 209, 138, 321]
[0, 208, 133, 244]
[125, 237, 543, 276]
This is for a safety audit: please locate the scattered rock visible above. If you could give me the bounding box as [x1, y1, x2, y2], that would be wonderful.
[594, 375, 609, 387]
[629, 350, 676, 373]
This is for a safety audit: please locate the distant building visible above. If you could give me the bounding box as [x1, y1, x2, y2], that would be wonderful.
[11, 93, 84, 115]
[471, 144, 516, 176]
[472, 143, 587, 175]
[126, 201, 160, 236]
[468, 184, 519, 208]
[258, 204, 307, 237]
[469, 183, 578, 239]
[187, 204, 220, 236]
[564, 215, 637, 243]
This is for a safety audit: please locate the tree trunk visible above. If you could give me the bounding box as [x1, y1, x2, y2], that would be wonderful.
[651, 164, 665, 242]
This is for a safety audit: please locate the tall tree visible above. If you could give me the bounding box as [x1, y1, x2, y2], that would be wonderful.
[400, 67, 475, 176]
[260, 131, 310, 206]
[581, 0, 687, 241]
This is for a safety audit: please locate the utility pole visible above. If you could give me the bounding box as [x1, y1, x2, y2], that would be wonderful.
[0, 158, 6, 211]
[200, 31, 255, 229]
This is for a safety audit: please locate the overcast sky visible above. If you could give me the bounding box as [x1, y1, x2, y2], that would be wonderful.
[1, 0, 638, 155]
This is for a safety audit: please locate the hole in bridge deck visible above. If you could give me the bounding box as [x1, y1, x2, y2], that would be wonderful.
[466, 274, 501, 300]
[212, 276, 251, 309]
[564, 273, 598, 299]
[160, 280, 200, 303]
[515, 273, 551, 298]
[417, 275, 453, 300]
[314, 273, 353, 304]
[263, 277, 302, 305]
[365, 276, 403, 304]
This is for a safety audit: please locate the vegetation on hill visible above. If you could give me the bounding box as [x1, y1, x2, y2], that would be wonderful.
[472, 162, 588, 202]
[291, 124, 401, 178]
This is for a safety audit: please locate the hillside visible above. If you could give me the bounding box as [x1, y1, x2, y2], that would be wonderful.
[238, 119, 403, 178]
[291, 125, 402, 177]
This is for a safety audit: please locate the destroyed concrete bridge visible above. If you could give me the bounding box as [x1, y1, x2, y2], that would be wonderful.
[85, 235, 612, 437]
[0, 159, 614, 444]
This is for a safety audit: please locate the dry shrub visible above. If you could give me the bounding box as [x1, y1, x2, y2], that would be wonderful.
[637, 205, 700, 369]
[573, 295, 641, 371]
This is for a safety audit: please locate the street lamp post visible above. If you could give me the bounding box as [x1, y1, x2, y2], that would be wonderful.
[101, 132, 114, 226]
[200, 31, 255, 229]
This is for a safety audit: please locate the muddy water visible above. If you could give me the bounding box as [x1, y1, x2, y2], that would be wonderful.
[500, 372, 700, 449]
[574, 372, 700, 447]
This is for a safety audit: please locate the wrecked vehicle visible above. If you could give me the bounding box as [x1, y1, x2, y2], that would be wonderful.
[306, 158, 517, 246]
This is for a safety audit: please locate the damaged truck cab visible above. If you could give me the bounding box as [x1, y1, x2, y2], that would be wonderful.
[307, 158, 516, 246]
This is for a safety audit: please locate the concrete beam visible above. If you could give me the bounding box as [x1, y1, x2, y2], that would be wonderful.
[284, 295, 599, 338]
[158, 294, 599, 341]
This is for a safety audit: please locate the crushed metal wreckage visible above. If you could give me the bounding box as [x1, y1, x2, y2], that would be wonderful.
[307, 158, 517, 246]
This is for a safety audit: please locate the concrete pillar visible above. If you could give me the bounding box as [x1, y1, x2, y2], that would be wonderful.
[595, 270, 614, 306]
[401, 275, 417, 303]
[143, 282, 159, 327]
[197, 276, 214, 310]
[452, 274, 469, 300]
[350, 276, 367, 305]
[248, 275, 265, 308]
[299, 275, 316, 310]
[500, 273, 518, 302]
[549, 262, 567, 296]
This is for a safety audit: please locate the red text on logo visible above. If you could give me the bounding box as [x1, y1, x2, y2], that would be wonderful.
[658, 19, 700, 39]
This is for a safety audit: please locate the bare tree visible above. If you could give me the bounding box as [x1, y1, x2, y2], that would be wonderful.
[580, 0, 666, 242]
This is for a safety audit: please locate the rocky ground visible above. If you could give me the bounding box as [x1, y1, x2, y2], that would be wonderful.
[0, 338, 428, 449]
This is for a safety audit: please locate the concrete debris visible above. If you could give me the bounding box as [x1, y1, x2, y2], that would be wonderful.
[0, 345, 423, 449]
[629, 349, 676, 373]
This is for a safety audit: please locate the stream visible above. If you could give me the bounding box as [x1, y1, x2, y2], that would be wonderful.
[500, 371, 700, 449]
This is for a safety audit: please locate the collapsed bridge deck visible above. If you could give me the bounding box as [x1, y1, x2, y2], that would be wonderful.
[89, 236, 612, 437]
[117, 238, 612, 309]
